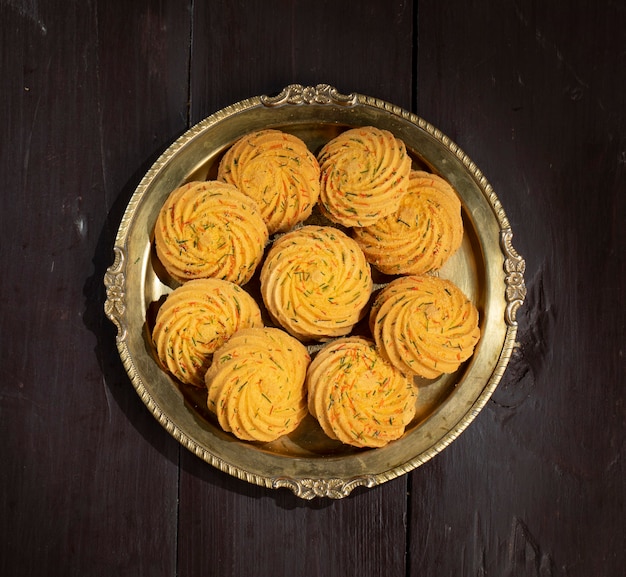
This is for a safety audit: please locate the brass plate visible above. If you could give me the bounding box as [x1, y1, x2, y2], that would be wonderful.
[104, 84, 526, 499]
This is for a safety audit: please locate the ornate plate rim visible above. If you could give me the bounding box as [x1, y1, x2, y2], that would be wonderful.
[104, 84, 526, 500]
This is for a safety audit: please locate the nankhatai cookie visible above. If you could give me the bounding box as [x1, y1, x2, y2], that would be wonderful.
[307, 337, 416, 448]
[217, 129, 321, 234]
[260, 225, 373, 341]
[369, 275, 480, 379]
[317, 126, 411, 227]
[154, 180, 268, 285]
[206, 327, 310, 442]
[152, 279, 263, 387]
[353, 170, 464, 275]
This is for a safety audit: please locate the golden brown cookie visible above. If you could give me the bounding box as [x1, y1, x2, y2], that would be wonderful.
[217, 129, 321, 234]
[152, 279, 263, 387]
[369, 275, 480, 379]
[307, 337, 417, 448]
[353, 170, 464, 275]
[260, 225, 373, 341]
[154, 180, 268, 285]
[206, 327, 310, 442]
[317, 126, 411, 227]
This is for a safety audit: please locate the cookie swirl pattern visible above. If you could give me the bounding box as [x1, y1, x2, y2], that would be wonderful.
[260, 226, 373, 341]
[307, 337, 417, 448]
[217, 129, 321, 234]
[317, 126, 411, 227]
[152, 279, 263, 387]
[370, 275, 480, 379]
[206, 327, 310, 442]
[154, 180, 268, 285]
[353, 170, 463, 275]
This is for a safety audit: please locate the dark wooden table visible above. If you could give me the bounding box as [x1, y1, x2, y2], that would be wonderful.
[2, 1, 624, 575]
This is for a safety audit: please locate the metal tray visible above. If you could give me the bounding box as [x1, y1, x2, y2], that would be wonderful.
[104, 84, 526, 499]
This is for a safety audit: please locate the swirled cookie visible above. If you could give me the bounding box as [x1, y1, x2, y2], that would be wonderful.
[369, 275, 480, 379]
[353, 170, 464, 275]
[260, 225, 373, 341]
[152, 279, 263, 387]
[217, 129, 321, 234]
[206, 327, 310, 442]
[307, 337, 416, 448]
[154, 180, 269, 285]
[317, 126, 411, 227]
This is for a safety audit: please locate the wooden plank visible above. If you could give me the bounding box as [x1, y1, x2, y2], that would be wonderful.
[0, 1, 190, 575]
[189, 0, 415, 118]
[412, 1, 625, 575]
[179, 470, 410, 577]
[178, 2, 415, 576]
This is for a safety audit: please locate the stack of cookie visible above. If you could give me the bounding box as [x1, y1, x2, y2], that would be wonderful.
[148, 125, 480, 448]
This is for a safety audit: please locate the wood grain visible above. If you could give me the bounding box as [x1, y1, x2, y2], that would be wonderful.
[190, 0, 415, 119]
[1, 1, 188, 575]
[412, 1, 625, 575]
[1, 0, 623, 575]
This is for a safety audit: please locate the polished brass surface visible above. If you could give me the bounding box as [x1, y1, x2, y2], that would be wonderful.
[104, 84, 525, 499]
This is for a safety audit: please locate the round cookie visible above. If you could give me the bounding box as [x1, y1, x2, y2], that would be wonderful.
[307, 337, 417, 448]
[206, 327, 310, 442]
[353, 170, 464, 275]
[317, 126, 411, 227]
[152, 279, 263, 387]
[369, 275, 480, 379]
[217, 129, 321, 234]
[154, 180, 269, 285]
[260, 225, 373, 341]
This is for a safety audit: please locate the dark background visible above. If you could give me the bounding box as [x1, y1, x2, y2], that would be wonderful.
[2, 1, 624, 575]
